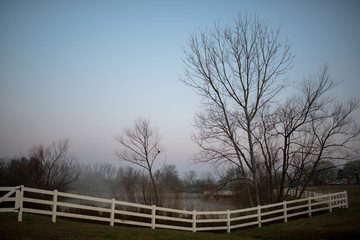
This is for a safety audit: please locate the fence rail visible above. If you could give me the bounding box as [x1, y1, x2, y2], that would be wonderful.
[0, 185, 348, 233]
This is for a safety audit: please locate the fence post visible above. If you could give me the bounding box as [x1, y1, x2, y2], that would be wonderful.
[151, 205, 156, 229]
[52, 190, 58, 223]
[344, 190, 348, 209]
[14, 187, 20, 211]
[283, 201, 287, 223]
[308, 197, 312, 217]
[227, 210, 231, 233]
[257, 205, 261, 228]
[110, 199, 115, 227]
[192, 210, 197, 232]
[17, 185, 24, 222]
[329, 194, 333, 213]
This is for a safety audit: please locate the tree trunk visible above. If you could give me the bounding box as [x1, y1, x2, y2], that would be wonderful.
[247, 126, 261, 206]
[148, 170, 159, 206]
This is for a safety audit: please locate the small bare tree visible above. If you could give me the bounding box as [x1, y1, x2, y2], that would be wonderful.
[183, 170, 197, 190]
[297, 97, 359, 196]
[28, 138, 80, 192]
[271, 66, 338, 200]
[114, 118, 164, 205]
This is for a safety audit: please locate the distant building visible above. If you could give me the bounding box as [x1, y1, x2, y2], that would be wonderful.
[328, 169, 356, 185]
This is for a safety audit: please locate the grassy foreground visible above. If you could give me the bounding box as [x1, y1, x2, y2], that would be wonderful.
[0, 185, 359, 240]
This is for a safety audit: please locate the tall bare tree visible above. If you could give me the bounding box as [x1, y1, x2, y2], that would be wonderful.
[181, 13, 294, 205]
[114, 118, 164, 205]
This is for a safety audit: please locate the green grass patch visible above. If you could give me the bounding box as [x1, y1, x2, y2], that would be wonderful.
[233, 206, 360, 240]
[1, 207, 359, 240]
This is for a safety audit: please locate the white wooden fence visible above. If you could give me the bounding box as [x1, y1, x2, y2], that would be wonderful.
[286, 188, 322, 198]
[0, 185, 348, 233]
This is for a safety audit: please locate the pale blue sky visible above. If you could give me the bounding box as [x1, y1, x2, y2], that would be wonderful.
[1, 0, 359, 172]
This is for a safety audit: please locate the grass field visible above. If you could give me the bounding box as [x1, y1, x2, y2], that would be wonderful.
[1, 185, 359, 240]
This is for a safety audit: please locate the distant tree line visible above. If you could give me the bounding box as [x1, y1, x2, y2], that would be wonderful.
[1, 138, 359, 209]
[74, 162, 219, 208]
[0, 136, 219, 208]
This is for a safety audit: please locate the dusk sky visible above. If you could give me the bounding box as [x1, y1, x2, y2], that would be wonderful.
[1, 0, 359, 173]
